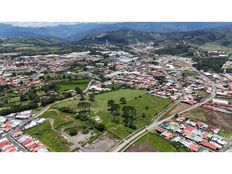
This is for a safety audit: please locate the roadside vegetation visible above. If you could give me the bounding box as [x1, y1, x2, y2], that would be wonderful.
[126, 133, 187, 152]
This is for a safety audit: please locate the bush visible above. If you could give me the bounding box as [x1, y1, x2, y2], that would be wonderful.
[82, 128, 89, 134]
[59, 107, 74, 114]
[69, 128, 77, 136]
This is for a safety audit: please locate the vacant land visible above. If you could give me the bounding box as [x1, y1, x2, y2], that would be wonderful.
[185, 107, 232, 137]
[182, 70, 198, 77]
[197, 89, 209, 99]
[161, 103, 191, 120]
[53, 89, 172, 138]
[25, 121, 71, 152]
[126, 133, 187, 152]
[57, 79, 90, 92]
[25, 108, 98, 151]
[173, 60, 189, 68]
[90, 89, 172, 138]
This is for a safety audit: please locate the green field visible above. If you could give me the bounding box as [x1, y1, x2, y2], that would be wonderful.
[54, 89, 172, 138]
[27, 89, 172, 151]
[127, 133, 187, 152]
[182, 70, 198, 77]
[200, 42, 232, 53]
[26, 109, 79, 151]
[25, 121, 71, 152]
[26, 108, 99, 151]
[57, 79, 90, 92]
[88, 89, 171, 138]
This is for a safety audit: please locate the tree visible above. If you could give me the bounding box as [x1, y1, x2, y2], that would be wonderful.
[62, 74, 66, 79]
[65, 91, 72, 98]
[120, 97, 126, 104]
[122, 106, 137, 128]
[174, 113, 179, 118]
[20, 94, 28, 102]
[19, 80, 24, 86]
[69, 128, 77, 136]
[111, 103, 121, 121]
[142, 113, 146, 118]
[107, 99, 115, 108]
[12, 72, 16, 77]
[88, 93, 95, 102]
[75, 87, 83, 95]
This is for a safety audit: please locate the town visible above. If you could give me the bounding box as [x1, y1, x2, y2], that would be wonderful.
[1, 38, 232, 152]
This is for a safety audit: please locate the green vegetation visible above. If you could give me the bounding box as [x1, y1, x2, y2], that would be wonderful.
[25, 121, 71, 152]
[53, 89, 171, 138]
[57, 79, 90, 92]
[182, 70, 198, 77]
[127, 133, 187, 152]
[192, 57, 228, 73]
[90, 89, 171, 138]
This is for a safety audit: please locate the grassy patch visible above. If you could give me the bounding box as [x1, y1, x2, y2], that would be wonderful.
[90, 89, 172, 138]
[197, 89, 209, 99]
[57, 79, 90, 92]
[182, 70, 198, 77]
[127, 133, 187, 152]
[53, 89, 172, 138]
[25, 121, 71, 152]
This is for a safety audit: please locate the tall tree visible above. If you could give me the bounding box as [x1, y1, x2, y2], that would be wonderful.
[111, 103, 121, 121]
[120, 97, 127, 104]
[107, 99, 115, 108]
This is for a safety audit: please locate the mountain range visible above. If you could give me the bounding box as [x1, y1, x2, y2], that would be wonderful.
[0, 22, 231, 41]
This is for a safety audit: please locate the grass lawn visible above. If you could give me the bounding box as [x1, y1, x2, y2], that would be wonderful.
[53, 89, 172, 138]
[57, 79, 90, 92]
[126, 133, 187, 152]
[8, 96, 19, 103]
[182, 70, 198, 77]
[90, 89, 172, 138]
[26, 109, 79, 151]
[0, 106, 10, 111]
[25, 121, 71, 152]
[40, 109, 77, 130]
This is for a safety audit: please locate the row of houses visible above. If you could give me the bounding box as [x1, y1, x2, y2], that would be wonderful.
[0, 138, 19, 152]
[11, 130, 48, 152]
[155, 116, 227, 152]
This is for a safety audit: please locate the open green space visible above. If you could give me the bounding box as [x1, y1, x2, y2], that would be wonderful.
[200, 42, 232, 53]
[57, 79, 90, 92]
[26, 108, 100, 151]
[55, 89, 172, 138]
[25, 121, 71, 152]
[182, 70, 198, 77]
[126, 133, 187, 152]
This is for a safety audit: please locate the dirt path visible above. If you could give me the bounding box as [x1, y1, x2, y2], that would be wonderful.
[47, 118, 86, 151]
